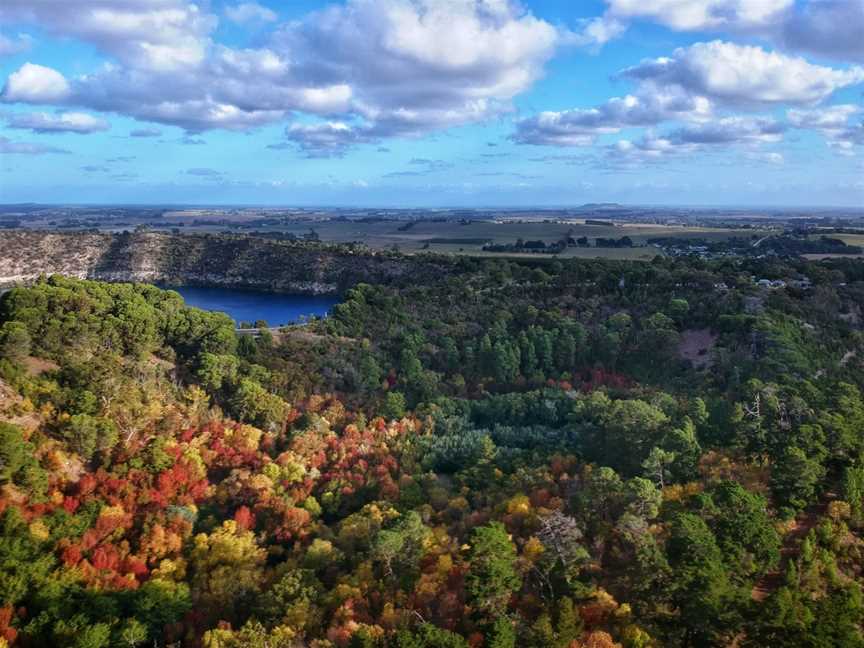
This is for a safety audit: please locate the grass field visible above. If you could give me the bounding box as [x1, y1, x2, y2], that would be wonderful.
[802, 232, 864, 260]
[834, 234, 864, 247]
[234, 219, 773, 259]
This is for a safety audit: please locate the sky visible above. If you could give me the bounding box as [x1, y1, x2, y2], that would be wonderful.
[0, 0, 862, 207]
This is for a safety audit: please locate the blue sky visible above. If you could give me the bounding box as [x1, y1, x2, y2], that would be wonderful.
[0, 0, 862, 206]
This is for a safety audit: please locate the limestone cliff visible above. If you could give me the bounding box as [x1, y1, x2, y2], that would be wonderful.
[0, 231, 445, 294]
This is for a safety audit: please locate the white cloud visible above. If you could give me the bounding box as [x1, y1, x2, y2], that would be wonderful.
[0, 0, 216, 71]
[779, 1, 864, 63]
[789, 104, 864, 154]
[669, 116, 785, 144]
[514, 39, 864, 151]
[599, 1, 863, 64]
[565, 15, 627, 49]
[282, 121, 373, 157]
[604, 116, 787, 166]
[0, 31, 32, 56]
[226, 2, 277, 24]
[623, 41, 864, 107]
[0, 135, 69, 154]
[605, 0, 793, 31]
[788, 105, 861, 131]
[1, 62, 71, 103]
[275, 0, 561, 139]
[606, 134, 684, 165]
[0, 0, 564, 146]
[512, 89, 711, 146]
[745, 151, 784, 165]
[5, 110, 109, 133]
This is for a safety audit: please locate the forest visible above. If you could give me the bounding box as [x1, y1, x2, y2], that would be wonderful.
[1, 252, 864, 647]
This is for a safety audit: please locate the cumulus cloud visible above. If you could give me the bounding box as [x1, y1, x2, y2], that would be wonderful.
[669, 116, 785, 145]
[61, 48, 313, 132]
[0, 0, 568, 148]
[623, 41, 864, 108]
[0, 45, 350, 132]
[605, 134, 684, 165]
[605, 0, 793, 31]
[513, 40, 861, 151]
[512, 90, 711, 146]
[789, 105, 864, 154]
[0, 31, 32, 56]
[565, 15, 627, 49]
[226, 2, 277, 24]
[6, 111, 109, 134]
[1, 62, 70, 103]
[779, 1, 864, 63]
[599, 0, 863, 64]
[0, 0, 216, 71]
[0, 0, 563, 145]
[0, 135, 69, 154]
[604, 116, 787, 166]
[282, 122, 373, 157]
[788, 105, 861, 132]
[274, 0, 560, 141]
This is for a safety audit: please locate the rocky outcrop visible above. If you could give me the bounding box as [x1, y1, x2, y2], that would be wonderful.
[0, 231, 449, 294]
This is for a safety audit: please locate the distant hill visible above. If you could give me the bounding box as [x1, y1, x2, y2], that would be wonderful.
[577, 203, 624, 210]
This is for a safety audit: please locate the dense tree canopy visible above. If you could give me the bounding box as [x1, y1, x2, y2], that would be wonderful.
[0, 253, 863, 647]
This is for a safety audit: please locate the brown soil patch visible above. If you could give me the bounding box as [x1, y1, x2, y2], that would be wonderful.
[22, 355, 59, 376]
[0, 378, 41, 433]
[678, 329, 717, 369]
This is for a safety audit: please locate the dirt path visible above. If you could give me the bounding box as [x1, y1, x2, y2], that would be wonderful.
[751, 498, 831, 602]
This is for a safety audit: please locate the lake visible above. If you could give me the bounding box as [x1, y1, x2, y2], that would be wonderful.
[170, 285, 339, 327]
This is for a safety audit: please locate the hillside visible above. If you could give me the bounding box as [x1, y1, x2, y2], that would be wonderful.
[0, 231, 449, 294]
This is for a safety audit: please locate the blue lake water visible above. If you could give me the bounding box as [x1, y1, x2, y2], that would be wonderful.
[170, 286, 339, 327]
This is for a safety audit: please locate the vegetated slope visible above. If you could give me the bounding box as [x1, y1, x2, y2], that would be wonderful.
[0, 231, 451, 293]
[1, 255, 864, 647]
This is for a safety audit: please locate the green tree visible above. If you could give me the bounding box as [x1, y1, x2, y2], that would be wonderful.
[358, 352, 384, 391]
[0, 507, 55, 606]
[466, 522, 522, 616]
[843, 465, 864, 525]
[642, 447, 676, 489]
[668, 298, 689, 324]
[0, 422, 27, 483]
[131, 579, 192, 643]
[709, 481, 781, 576]
[488, 617, 516, 648]
[371, 511, 429, 578]
[229, 378, 288, 431]
[394, 623, 469, 648]
[667, 512, 743, 646]
[382, 391, 406, 420]
[61, 414, 119, 465]
[0, 321, 31, 361]
[196, 352, 240, 393]
[771, 446, 824, 510]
